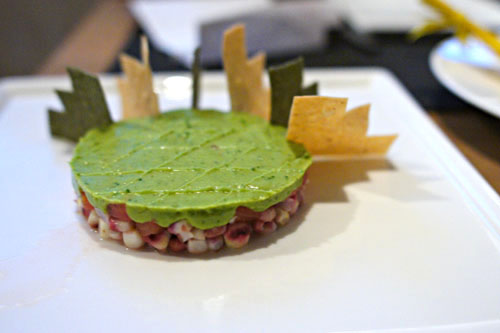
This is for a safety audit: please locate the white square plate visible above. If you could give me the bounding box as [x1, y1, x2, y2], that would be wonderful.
[1, 69, 500, 332]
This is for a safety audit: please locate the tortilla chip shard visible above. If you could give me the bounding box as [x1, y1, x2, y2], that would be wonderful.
[118, 36, 159, 119]
[222, 24, 270, 120]
[286, 96, 397, 155]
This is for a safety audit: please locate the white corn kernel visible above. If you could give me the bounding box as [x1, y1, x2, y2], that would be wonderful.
[115, 220, 133, 232]
[260, 208, 276, 222]
[87, 210, 99, 228]
[144, 231, 170, 251]
[177, 231, 193, 242]
[277, 197, 299, 215]
[207, 236, 224, 251]
[109, 230, 122, 240]
[253, 220, 277, 234]
[168, 220, 192, 233]
[98, 218, 110, 239]
[187, 239, 208, 254]
[275, 208, 290, 226]
[136, 221, 162, 236]
[192, 228, 206, 240]
[168, 220, 193, 242]
[123, 230, 145, 249]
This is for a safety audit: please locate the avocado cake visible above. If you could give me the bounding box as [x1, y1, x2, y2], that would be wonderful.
[72, 110, 312, 253]
[53, 24, 395, 255]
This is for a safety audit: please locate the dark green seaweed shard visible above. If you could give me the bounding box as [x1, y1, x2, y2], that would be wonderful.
[48, 67, 112, 142]
[191, 46, 202, 110]
[269, 57, 318, 127]
[269, 58, 303, 127]
[301, 82, 318, 96]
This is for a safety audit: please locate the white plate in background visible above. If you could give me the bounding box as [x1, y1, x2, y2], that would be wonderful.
[430, 37, 500, 118]
[1, 69, 500, 332]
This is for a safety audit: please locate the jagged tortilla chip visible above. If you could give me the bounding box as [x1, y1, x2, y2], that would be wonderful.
[287, 96, 397, 155]
[118, 36, 159, 119]
[222, 24, 270, 120]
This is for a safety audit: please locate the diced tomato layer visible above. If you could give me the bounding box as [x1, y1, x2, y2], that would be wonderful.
[81, 191, 94, 219]
[204, 225, 227, 238]
[235, 206, 261, 221]
[82, 208, 91, 219]
[107, 203, 133, 222]
[168, 236, 187, 252]
[108, 217, 119, 232]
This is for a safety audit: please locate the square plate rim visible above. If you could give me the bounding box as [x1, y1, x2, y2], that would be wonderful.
[2, 67, 500, 331]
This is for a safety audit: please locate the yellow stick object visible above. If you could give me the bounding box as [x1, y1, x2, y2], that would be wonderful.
[416, 0, 500, 56]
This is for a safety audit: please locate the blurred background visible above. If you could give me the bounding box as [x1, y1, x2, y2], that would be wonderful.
[0, 0, 103, 77]
[0, 0, 499, 190]
[2, 1, 499, 75]
[1, 0, 500, 109]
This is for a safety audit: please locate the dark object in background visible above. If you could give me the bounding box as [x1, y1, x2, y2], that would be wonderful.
[338, 18, 381, 56]
[0, 0, 100, 77]
[199, 12, 326, 65]
[109, 28, 186, 74]
[191, 46, 202, 110]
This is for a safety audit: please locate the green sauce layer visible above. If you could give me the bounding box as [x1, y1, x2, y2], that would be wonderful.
[71, 109, 312, 229]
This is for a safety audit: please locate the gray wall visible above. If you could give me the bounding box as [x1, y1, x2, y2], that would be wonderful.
[0, 0, 100, 77]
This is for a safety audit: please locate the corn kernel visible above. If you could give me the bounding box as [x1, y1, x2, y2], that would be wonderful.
[123, 230, 145, 249]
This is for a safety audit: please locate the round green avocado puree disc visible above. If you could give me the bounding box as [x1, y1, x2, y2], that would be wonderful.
[71, 110, 312, 229]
